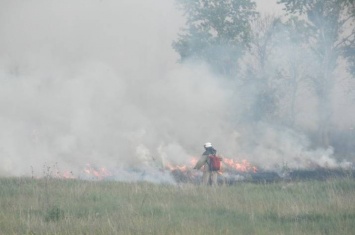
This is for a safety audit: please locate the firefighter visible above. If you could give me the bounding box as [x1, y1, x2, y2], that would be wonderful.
[193, 142, 222, 186]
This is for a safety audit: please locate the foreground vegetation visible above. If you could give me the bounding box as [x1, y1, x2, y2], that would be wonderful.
[0, 177, 354, 235]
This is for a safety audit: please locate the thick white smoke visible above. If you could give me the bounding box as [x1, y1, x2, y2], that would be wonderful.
[0, 0, 235, 177]
[0, 0, 351, 179]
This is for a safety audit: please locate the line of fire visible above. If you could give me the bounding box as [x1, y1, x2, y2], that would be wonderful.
[47, 156, 355, 185]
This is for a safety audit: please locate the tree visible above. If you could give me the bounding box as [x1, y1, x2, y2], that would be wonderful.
[172, 0, 258, 77]
[239, 15, 284, 122]
[240, 15, 314, 125]
[277, 0, 355, 147]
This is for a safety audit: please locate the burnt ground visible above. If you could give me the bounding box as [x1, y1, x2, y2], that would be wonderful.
[170, 168, 355, 185]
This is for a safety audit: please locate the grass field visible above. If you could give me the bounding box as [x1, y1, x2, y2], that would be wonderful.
[0, 177, 354, 235]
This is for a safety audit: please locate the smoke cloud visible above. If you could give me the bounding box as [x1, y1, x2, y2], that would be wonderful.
[0, 0, 352, 179]
[0, 0, 234, 177]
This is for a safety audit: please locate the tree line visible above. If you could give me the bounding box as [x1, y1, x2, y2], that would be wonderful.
[172, 0, 355, 158]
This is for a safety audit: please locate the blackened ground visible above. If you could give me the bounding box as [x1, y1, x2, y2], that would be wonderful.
[170, 169, 200, 184]
[287, 168, 355, 181]
[170, 168, 355, 185]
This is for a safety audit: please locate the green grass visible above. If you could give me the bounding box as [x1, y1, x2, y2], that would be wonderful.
[0, 177, 354, 235]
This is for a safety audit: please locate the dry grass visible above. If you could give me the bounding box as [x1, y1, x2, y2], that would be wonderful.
[0, 177, 354, 234]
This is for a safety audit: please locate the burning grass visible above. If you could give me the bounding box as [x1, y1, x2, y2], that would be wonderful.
[0, 177, 355, 234]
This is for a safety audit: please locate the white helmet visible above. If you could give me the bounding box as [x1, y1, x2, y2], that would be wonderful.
[204, 142, 212, 148]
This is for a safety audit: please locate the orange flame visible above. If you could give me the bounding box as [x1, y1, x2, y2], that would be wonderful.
[57, 171, 75, 179]
[48, 156, 257, 181]
[165, 157, 198, 171]
[83, 164, 112, 179]
[223, 158, 257, 173]
[164, 157, 257, 173]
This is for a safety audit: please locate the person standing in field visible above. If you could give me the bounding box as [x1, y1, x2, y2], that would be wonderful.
[193, 142, 222, 186]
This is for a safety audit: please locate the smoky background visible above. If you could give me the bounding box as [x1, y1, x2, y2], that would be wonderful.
[0, 0, 353, 178]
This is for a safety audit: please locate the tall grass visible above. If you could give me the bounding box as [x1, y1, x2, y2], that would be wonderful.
[0, 177, 354, 234]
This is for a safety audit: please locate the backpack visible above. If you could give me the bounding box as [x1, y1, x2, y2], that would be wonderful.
[208, 155, 221, 171]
